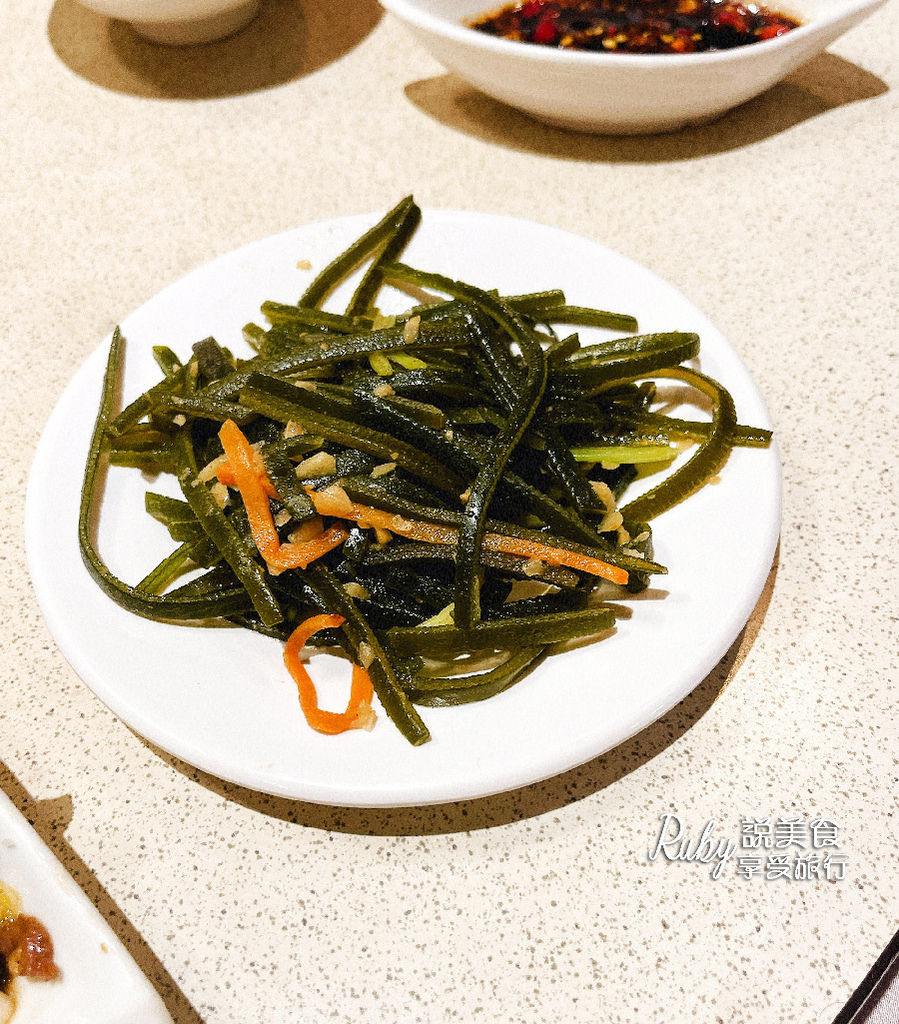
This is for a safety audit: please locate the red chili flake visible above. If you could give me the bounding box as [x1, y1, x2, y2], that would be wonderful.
[470, 0, 801, 52]
[711, 7, 750, 32]
[533, 16, 559, 42]
[670, 26, 698, 49]
[757, 22, 790, 37]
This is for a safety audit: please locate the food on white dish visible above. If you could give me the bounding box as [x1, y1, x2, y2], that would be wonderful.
[0, 791, 174, 1023]
[379, 0, 887, 133]
[469, 0, 801, 53]
[0, 883, 59, 1024]
[79, 197, 772, 747]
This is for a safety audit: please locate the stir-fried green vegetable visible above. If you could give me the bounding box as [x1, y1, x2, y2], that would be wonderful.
[79, 197, 771, 745]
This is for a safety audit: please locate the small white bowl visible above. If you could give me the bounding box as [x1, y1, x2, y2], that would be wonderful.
[74, 0, 260, 44]
[379, 0, 887, 133]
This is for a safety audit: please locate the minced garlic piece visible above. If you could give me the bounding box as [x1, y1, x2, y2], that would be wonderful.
[313, 484, 354, 516]
[371, 462, 396, 478]
[210, 481, 229, 508]
[295, 451, 337, 478]
[273, 509, 291, 528]
[372, 383, 395, 398]
[402, 314, 421, 344]
[284, 420, 305, 437]
[343, 582, 372, 601]
[358, 708, 377, 732]
[599, 510, 624, 533]
[590, 479, 617, 512]
[420, 603, 455, 628]
[523, 558, 545, 577]
[369, 352, 393, 376]
[505, 580, 557, 602]
[296, 259, 312, 270]
[198, 453, 229, 483]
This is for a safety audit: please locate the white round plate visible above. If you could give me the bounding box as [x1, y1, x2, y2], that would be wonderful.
[26, 210, 780, 807]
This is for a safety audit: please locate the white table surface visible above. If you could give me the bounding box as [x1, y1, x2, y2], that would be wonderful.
[2, 1, 898, 1021]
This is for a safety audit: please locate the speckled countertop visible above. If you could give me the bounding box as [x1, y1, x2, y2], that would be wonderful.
[2, 1, 898, 1021]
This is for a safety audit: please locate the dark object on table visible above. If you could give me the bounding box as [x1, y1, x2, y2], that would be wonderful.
[833, 925, 899, 1023]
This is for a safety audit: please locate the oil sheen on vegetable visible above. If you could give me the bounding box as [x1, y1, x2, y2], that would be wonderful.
[469, 0, 802, 53]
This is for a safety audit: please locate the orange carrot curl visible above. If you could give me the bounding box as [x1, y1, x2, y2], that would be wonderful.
[217, 419, 347, 572]
[283, 614, 376, 734]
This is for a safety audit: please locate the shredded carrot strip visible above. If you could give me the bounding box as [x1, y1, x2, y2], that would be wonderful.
[480, 534, 628, 583]
[215, 422, 627, 586]
[283, 614, 376, 734]
[309, 485, 630, 586]
[216, 461, 278, 498]
[218, 420, 281, 558]
[270, 522, 349, 571]
[217, 420, 348, 571]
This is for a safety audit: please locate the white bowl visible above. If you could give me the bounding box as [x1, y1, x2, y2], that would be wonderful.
[379, 0, 887, 133]
[74, 0, 260, 44]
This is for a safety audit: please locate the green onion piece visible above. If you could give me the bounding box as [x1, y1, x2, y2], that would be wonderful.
[570, 444, 678, 464]
[368, 351, 393, 376]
